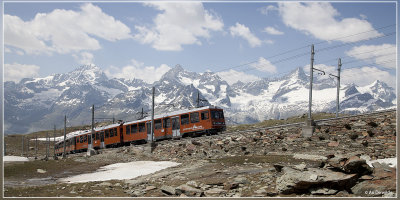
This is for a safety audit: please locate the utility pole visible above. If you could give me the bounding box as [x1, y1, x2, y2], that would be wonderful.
[308, 44, 315, 121]
[45, 132, 49, 161]
[336, 58, 341, 118]
[35, 135, 38, 160]
[27, 136, 30, 157]
[87, 105, 94, 156]
[302, 44, 316, 137]
[53, 125, 57, 160]
[21, 135, 24, 157]
[196, 92, 208, 108]
[151, 87, 155, 143]
[63, 115, 67, 158]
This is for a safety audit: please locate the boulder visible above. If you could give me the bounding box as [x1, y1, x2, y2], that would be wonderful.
[161, 185, 176, 195]
[327, 155, 372, 175]
[176, 184, 203, 196]
[342, 156, 372, 174]
[276, 167, 358, 194]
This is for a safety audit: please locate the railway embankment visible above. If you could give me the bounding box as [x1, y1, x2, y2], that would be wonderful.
[4, 110, 396, 197]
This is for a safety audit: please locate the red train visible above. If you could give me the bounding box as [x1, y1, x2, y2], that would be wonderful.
[55, 106, 225, 155]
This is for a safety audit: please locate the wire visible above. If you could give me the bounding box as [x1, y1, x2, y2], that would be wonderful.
[316, 44, 395, 64]
[315, 32, 396, 53]
[313, 24, 395, 46]
[212, 24, 395, 79]
[342, 59, 396, 71]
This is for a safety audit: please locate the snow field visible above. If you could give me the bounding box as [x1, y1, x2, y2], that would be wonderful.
[59, 161, 180, 183]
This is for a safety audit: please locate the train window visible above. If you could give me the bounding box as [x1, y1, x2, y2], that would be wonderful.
[110, 129, 114, 137]
[105, 130, 109, 138]
[163, 118, 171, 128]
[181, 114, 189, 125]
[114, 128, 118, 137]
[96, 132, 99, 140]
[126, 125, 131, 135]
[139, 123, 146, 132]
[84, 135, 87, 142]
[155, 119, 162, 129]
[76, 138, 79, 144]
[131, 124, 138, 133]
[80, 136, 83, 143]
[190, 112, 200, 123]
[201, 111, 209, 120]
[211, 110, 225, 119]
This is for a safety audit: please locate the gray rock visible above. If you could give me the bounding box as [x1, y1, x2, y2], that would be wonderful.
[186, 180, 200, 188]
[176, 184, 203, 196]
[161, 185, 176, 195]
[309, 187, 338, 195]
[98, 182, 112, 187]
[293, 154, 328, 162]
[233, 176, 248, 185]
[276, 167, 358, 194]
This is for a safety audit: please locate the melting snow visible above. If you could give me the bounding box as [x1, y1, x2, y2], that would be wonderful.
[59, 161, 180, 183]
[3, 156, 29, 162]
[361, 156, 397, 168]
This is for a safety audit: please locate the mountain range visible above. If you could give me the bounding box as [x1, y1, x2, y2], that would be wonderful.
[4, 64, 396, 134]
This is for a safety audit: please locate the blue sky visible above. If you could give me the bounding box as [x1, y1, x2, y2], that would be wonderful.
[3, 1, 397, 87]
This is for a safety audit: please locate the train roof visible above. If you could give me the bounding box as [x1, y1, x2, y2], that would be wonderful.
[124, 105, 222, 126]
[57, 106, 223, 143]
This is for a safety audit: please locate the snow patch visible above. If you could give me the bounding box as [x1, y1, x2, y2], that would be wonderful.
[3, 156, 29, 162]
[59, 161, 180, 183]
[361, 155, 397, 168]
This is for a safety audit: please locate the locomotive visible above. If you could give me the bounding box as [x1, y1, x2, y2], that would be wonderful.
[55, 106, 225, 155]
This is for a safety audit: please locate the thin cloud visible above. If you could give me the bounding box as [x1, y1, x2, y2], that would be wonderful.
[4, 3, 132, 55]
[278, 2, 382, 42]
[230, 22, 262, 47]
[105, 59, 171, 84]
[251, 57, 278, 74]
[73, 52, 95, 65]
[263, 26, 284, 35]
[133, 2, 223, 51]
[5, 63, 40, 83]
[346, 44, 396, 69]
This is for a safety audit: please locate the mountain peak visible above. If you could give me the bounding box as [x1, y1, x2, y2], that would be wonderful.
[74, 64, 101, 72]
[281, 67, 308, 82]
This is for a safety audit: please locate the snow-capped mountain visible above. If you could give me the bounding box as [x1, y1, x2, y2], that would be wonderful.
[4, 64, 396, 134]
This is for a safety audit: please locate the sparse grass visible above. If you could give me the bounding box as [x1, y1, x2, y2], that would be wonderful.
[4, 180, 129, 197]
[4, 158, 108, 180]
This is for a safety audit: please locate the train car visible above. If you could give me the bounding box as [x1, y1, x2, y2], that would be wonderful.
[75, 130, 90, 153]
[103, 124, 124, 148]
[123, 106, 226, 143]
[55, 137, 76, 155]
[122, 121, 147, 144]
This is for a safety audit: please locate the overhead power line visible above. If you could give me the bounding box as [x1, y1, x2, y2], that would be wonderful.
[316, 45, 395, 64]
[315, 32, 396, 53]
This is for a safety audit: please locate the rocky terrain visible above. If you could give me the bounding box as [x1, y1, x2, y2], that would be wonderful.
[3, 109, 396, 197]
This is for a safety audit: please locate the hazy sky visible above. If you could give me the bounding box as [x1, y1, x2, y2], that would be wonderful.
[4, 1, 397, 87]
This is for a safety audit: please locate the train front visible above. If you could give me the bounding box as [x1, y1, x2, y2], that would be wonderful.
[210, 108, 226, 132]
